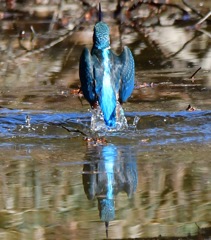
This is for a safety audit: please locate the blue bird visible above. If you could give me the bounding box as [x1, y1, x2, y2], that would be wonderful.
[79, 5, 135, 128]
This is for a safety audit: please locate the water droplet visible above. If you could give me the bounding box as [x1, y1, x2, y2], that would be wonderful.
[132, 116, 140, 130]
[25, 115, 31, 128]
[133, 116, 140, 126]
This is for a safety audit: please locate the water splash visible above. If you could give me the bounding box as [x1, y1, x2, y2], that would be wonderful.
[0, 107, 211, 146]
[132, 116, 140, 131]
[25, 115, 31, 128]
[19, 115, 37, 132]
[90, 101, 128, 132]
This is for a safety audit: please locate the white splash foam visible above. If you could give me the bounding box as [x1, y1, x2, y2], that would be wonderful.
[90, 102, 128, 132]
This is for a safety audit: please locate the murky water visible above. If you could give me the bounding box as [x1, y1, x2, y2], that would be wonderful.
[0, 109, 211, 239]
[0, 1, 211, 239]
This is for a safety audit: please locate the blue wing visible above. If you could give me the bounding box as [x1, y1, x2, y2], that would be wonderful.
[79, 48, 96, 106]
[119, 46, 135, 103]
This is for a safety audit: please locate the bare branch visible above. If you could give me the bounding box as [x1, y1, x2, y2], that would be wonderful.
[128, 0, 189, 15]
[11, 5, 94, 62]
[195, 11, 211, 26]
[182, 0, 203, 18]
[190, 67, 201, 79]
[61, 125, 88, 136]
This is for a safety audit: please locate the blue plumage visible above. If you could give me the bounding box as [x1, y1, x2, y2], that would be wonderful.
[79, 21, 135, 128]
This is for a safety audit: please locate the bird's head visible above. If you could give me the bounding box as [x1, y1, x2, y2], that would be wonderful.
[93, 21, 110, 50]
[98, 198, 115, 238]
[98, 198, 115, 221]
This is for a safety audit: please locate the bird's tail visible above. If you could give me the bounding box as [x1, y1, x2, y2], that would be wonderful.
[99, 87, 116, 128]
[100, 100, 116, 127]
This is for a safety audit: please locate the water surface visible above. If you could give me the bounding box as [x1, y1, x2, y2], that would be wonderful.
[0, 1, 211, 239]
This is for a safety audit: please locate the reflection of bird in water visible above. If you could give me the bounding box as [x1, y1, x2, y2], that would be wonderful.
[82, 144, 137, 238]
[79, 3, 135, 128]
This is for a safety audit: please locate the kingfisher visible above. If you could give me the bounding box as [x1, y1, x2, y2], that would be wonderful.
[79, 3, 135, 128]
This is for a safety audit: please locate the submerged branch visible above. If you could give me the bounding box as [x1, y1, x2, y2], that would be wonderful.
[61, 125, 88, 136]
[190, 67, 201, 79]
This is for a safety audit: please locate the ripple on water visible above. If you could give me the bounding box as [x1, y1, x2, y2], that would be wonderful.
[0, 108, 210, 147]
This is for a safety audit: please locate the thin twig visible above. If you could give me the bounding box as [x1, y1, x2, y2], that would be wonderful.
[30, 26, 37, 40]
[61, 125, 88, 136]
[190, 67, 201, 79]
[49, 122, 92, 137]
[197, 28, 211, 38]
[11, 5, 94, 62]
[182, 0, 203, 18]
[128, 0, 188, 15]
[48, 0, 64, 32]
[163, 33, 200, 60]
[195, 11, 211, 26]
